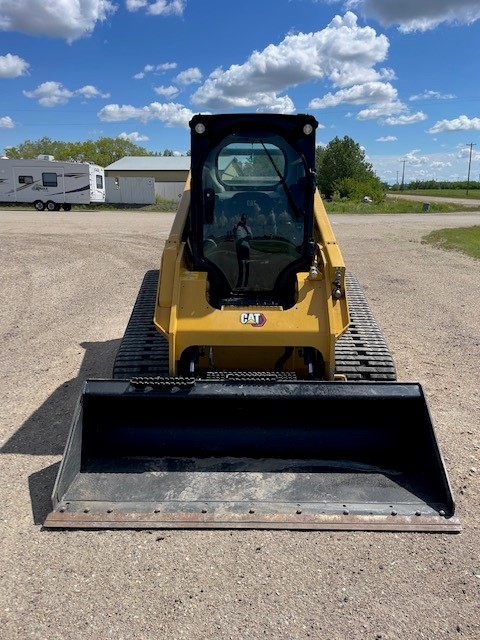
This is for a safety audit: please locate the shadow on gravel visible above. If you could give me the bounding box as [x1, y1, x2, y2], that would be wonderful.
[1, 339, 120, 457]
[29, 463, 60, 525]
[0, 338, 121, 523]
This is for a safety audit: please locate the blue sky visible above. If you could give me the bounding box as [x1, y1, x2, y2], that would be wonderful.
[1, 0, 480, 184]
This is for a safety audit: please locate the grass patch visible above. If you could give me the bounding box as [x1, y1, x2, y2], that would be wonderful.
[422, 225, 480, 260]
[3, 194, 478, 216]
[0, 197, 179, 213]
[92, 198, 179, 212]
[323, 198, 476, 214]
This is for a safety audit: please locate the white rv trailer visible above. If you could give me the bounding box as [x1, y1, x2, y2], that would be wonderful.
[0, 156, 105, 211]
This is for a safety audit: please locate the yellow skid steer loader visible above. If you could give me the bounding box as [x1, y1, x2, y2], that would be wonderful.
[45, 113, 460, 532]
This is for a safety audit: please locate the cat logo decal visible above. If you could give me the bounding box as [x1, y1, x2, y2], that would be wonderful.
[240, 312, 266, 327]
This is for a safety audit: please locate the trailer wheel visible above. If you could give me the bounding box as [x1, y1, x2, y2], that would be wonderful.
[34, 200, 45, 211]
[46, 201, 57, 211]
[62, 203, 72, 212]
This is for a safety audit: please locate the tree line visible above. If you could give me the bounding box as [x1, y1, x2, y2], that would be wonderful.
[393, 179, 480, 191]
[4, 137, 187, 168]
[6, 134, 383, 203]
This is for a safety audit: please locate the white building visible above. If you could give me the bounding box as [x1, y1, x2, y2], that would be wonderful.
[105, 156, 190, 202]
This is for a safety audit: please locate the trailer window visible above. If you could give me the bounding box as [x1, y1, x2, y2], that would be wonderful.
[96, 175, 104, 189]
[42, 172, 58, 187]
[19, 175, 33, 184]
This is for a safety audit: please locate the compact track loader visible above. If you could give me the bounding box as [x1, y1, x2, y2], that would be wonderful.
[45, 113, 460, 532]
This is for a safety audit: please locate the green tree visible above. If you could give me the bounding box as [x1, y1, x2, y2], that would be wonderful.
[4, 137, 151, 167]
[333, 176, 384, 203]
[316, 136, 382, 200]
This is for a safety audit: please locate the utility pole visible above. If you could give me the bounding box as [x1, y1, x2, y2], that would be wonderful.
[466, 143, 476, 195]
[400, 159, 406, 190]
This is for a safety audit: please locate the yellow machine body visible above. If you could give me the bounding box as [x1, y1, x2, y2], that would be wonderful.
[155, 180, 349, 380]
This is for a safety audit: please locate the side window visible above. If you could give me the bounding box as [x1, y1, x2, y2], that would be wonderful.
[19, 175, 33, 184]
[42, 172, 58, 187]
[96, 175, 104, 189]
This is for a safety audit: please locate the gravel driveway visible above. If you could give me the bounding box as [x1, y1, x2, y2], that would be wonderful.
[1, 209, 479, 640]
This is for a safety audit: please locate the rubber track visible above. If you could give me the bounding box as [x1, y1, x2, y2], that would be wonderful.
[112, 270, 169, 379]
[112, 270, 396, 381]
[336, 273, 396, 381]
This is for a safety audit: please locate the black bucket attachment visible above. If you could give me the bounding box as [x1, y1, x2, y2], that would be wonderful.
[44, 379, 460, 532]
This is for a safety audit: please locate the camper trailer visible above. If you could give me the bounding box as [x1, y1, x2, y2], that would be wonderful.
[0, 156, 105, 211]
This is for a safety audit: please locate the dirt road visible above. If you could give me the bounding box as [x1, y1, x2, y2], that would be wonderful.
[386, 193, 480, 208]
[1, 209, 479, 640]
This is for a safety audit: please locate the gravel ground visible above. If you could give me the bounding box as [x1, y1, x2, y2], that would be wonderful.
[385, 193, 480, 207]
[1, 208, 479, 640]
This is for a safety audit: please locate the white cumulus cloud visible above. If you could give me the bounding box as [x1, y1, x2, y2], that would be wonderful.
[383, 112, 428, 125]
[428, 115, 480, 134]
[154, 85, 179, 97]
[174, 68, 202, 86]
[134, 62, 177, 80]
[97, 102, 198, 128]
[309, 81, 398, 109]
[76, 85, 110, 99]
[0, 53, 30, 78]
[126, 0, 185, 16]
[0, 115, 15, 128]
[23, 81, 109, 106]
[344, 0, 480, 32]
[23, 81, 74, 107]
[409, 90, 456, 102]
[192, 12, 392, 112]
[0, 0, 117, 42]
[117, 131, 150, 142]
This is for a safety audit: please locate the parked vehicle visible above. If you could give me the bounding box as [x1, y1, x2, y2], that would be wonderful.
[0, 155, 105, 211]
